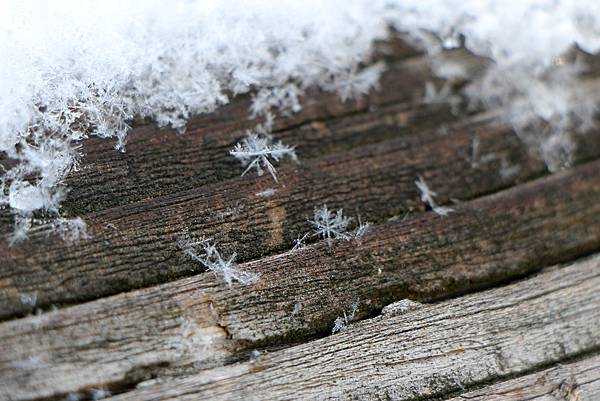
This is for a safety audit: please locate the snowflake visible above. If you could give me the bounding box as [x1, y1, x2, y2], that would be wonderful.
[415, 176, 453, 217]
[230, 129, 297, 183]
[324, 63, 385, 102]
[310, 205, 354, 246]
[178, 232, 258, 286]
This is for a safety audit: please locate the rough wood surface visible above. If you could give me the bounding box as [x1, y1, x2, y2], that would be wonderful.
[446, 354, 600, 401]
[60, 56, 440, 216]
[1, 162, 599, 400]
[1, 48, 599, 320]
[0, 52, 432, 228]
[0, 110, 550, 318]
[103, 254, 600, 401]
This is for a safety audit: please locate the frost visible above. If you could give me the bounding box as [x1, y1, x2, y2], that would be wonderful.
[310, 205, 354, 246]
[178, 232, 258, 286]
[415, 176, 454, 217]
[51, 217, 90, 243]
[230, 129, 297, 182]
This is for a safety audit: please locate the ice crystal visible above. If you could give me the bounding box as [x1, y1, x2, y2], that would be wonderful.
[255, 188, 277, 198]
[90, 389, 111, 400]
[332, 300, 360, 334]
[310, 205, 354, 246]
[230, 131, 297, 182]
[20, 292, 37, 310]
[51, 217, 90, 243]
[415, 176, 454, 217]
[178, 232, 258, 286]
[353, 217, 371, 241]
[291, 233, 309, 252]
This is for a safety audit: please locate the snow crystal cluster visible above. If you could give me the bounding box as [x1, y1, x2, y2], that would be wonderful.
[1, 0, 599, 239]
[230, 117, 297, 182]
[310, 205, 370, 246]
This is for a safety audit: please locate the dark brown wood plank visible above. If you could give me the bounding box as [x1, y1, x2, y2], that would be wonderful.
[97, 254, 600, 400]
[0, 51, 436, 232]
[63, 84, 452, 217]
[0, 111, 549, 319]
[1, 161, 599, 400]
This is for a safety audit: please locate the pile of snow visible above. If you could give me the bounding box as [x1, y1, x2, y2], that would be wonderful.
[1, 0, 598, 240]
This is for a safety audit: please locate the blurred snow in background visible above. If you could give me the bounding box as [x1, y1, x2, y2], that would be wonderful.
[0, 0, 598, 239]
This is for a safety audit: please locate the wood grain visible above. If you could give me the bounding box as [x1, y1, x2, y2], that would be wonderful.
[104, 253, 600, 401]
[55, 57, 442, 218]
[446, 354, 600, 401]
[0, 109, 551, 319]
[0, 53, 437, 233]
[1, 161, 599, 400]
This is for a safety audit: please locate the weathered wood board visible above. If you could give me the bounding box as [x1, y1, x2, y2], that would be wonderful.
[105, 254, 600, 400]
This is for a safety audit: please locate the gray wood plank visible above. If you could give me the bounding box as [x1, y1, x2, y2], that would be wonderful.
[106, 254, 600, 401]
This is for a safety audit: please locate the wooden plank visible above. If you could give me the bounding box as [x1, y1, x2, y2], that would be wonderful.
[63, 87, 453, 217]
[21, 56, 437, 220]
[1, 162, 599, 400]
[0, 110, 553, 318]
[0, 54, 440, 232]
[61, 45, 426, 213]
[446, 355, 600, 401]
[104, 253, 600, 401]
